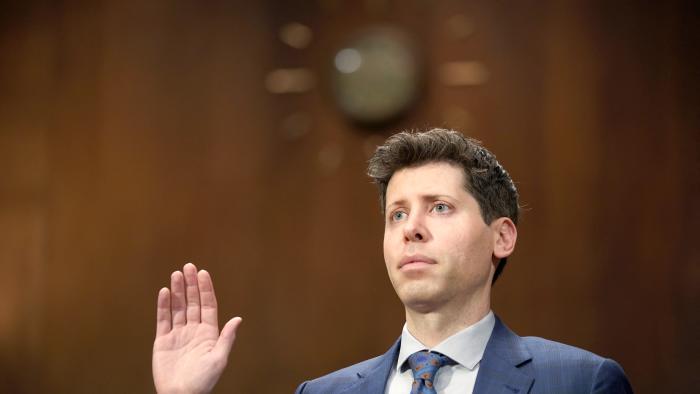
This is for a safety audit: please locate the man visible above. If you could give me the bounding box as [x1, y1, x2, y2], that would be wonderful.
[152, 129, 633, 393]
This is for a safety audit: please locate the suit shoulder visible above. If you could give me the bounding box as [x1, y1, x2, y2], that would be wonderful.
[521, 336, 607, 364]
[520, 336, 632, 393]
[295, 354, 386, 393]
[315, 353, 387, 381]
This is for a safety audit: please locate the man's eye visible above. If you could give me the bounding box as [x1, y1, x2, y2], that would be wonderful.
[433, 203, 450, 213]
[391, 211, 407, 221]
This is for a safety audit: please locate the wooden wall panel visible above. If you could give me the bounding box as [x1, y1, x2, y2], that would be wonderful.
[0, 1, 696, 393]
[0, 3, 54, 392]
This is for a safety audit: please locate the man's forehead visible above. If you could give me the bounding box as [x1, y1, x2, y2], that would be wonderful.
[385, 162, 468, 201]
[388, 162, 466, 185]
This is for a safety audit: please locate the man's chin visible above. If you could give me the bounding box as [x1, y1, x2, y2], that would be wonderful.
[396, 287, 444, 313]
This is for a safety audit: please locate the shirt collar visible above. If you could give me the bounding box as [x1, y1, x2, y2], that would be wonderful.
[396, 310, 495, 372]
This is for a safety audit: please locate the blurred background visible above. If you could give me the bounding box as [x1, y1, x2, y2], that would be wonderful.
[1, 1, 698, 393]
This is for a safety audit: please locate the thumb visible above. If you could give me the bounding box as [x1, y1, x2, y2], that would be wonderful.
[213, 317, 242, 360]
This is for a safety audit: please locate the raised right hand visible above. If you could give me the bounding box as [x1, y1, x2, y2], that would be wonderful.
[152, 263, 242, 394]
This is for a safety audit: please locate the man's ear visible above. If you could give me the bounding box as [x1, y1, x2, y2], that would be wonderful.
[492, 217, 517, 259]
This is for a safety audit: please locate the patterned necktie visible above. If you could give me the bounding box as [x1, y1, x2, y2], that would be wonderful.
[406, 350, 456, 394]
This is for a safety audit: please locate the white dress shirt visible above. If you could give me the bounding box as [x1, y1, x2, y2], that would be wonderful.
[385, 311, 495, 394]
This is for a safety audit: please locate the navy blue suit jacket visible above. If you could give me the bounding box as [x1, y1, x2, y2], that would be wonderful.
[295, 316, 632, 393]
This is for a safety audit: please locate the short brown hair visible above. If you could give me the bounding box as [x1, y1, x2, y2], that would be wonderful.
[367, 128, 519, 283]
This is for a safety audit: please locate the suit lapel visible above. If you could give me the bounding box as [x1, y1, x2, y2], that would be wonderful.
[335, 317, 534, 394]
[473, 316, 534, 394]
[338, 339, 400, 394]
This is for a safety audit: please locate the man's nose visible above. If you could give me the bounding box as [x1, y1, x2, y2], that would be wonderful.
[403, 213, 428, 242]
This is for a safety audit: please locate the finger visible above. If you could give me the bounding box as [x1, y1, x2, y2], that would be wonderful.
[170, 271, 187, 327]
[156, 287, 172, 337]
[197, 270, 218, 327]
[183, 263, 201, 324]
[213, 317, 242, 361]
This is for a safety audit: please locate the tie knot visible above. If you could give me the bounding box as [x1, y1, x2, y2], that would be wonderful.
[406, 350, 455, 383]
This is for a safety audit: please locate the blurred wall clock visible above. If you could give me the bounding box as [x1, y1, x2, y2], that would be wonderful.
[331, 26, 422, 125]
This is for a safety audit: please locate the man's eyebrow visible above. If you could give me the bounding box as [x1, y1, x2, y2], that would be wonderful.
[385, 194, 455, 210]
[385, 199, 406, 211]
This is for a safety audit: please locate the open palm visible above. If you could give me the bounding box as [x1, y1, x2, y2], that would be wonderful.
[152, 263, 242, 394]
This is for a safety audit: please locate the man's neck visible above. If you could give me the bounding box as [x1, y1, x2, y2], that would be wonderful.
[404, 292, 491, 348]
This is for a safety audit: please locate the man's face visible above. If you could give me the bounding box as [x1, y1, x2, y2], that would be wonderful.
[383, 161, 497, 313]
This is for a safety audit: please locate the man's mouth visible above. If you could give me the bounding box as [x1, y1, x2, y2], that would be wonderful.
[398, 254, 437, 269]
